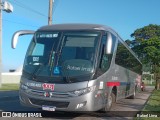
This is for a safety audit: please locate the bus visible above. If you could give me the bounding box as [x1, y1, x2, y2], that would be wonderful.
[12, 24, 142, 112]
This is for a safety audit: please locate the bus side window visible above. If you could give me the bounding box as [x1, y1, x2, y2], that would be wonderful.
[115, 40, 142, 74]
[99, 33, 116, 72]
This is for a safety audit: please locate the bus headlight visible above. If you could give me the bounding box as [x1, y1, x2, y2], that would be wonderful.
[71, 86, 96, 96]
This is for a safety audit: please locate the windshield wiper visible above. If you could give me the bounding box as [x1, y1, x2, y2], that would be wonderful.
[51, 36, 72, 83]
[31, 65, 42, 81]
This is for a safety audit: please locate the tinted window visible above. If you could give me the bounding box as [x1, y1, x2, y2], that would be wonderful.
[23, 32, 60, 76]
[59, 32, 100, 77]
[115, 40, 142, 74]
[23, 31, 101, 83]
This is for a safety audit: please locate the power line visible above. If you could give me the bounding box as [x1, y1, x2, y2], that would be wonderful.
[7, 0, 59, 24]
[9, 0, 48, 18]
[5, 11, 45, 25]
[53, 0, 59, 15]
[14, 0, 48, 17]
[3, 0, 60, 28]
[2, 19, 39, 28]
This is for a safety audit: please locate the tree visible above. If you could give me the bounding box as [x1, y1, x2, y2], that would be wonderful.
[128, 24, 160, 89]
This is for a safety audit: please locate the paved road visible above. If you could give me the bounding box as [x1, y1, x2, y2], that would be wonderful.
[0, 86, 154, 120]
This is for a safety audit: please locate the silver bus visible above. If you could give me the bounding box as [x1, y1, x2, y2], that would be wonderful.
[12, 24, 142, 112]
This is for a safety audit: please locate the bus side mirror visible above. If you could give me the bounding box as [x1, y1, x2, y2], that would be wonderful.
[12, 30, 35, 49]
[106, 32, 112, 54]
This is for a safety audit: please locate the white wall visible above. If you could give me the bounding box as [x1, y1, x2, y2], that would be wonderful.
[2, 72, 22, 84]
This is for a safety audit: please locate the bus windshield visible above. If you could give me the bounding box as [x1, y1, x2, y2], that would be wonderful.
[23, 31, 100, 83]
[58, 32, 99, 78]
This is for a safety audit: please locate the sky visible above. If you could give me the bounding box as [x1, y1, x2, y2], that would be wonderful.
[2, 0, 160, 72]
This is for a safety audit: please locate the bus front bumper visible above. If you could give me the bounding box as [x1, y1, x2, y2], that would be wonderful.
[19, 89, 104, 112]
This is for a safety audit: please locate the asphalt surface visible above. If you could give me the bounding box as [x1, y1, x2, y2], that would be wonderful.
[0, 86, 155, 120]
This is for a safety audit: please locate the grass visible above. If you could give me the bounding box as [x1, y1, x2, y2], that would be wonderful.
[134, 90, 160, 120]
[0, 84, 19, 91]
[142, 81, 155, 86]
[145, 84, 155, 86]
[143, 90, 160, 111]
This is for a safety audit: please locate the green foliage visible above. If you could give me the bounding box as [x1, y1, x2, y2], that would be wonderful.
[141, 37, 160, 65]
[129, 24, 160, 65]
[131, 24, 160, 41]
[127, 24, 160, 89]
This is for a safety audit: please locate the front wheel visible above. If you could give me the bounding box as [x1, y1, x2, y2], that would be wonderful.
[101, 92, 116, 112]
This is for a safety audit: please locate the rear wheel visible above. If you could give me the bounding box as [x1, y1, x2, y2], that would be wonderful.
[129, 86, 136, 99]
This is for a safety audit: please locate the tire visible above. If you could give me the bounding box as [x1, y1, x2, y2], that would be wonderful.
[129, 86, 136, 99]
[101, 92, 116, 112]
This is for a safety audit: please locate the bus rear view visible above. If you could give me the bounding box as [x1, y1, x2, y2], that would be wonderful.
[12, 24, 142, 112]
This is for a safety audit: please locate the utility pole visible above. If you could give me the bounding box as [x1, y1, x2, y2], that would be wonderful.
[48, 0, 53, 25]
[0, 0, 13, 88]
[0, 0, 2, 88]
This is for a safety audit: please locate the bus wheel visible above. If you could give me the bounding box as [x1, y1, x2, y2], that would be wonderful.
[102, 92, 115, 112]
[129, 86, 136, 99]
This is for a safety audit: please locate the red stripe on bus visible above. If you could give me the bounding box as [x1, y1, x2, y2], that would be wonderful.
[106, 82, 120, 86]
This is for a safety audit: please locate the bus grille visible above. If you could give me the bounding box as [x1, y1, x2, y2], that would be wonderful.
[28, 89, 73, 98]
[29, 98, 69, 108]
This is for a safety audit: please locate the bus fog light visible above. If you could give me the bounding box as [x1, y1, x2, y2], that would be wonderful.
[76, 101, 86, 109]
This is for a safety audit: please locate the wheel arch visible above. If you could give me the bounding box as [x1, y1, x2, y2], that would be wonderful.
[112, 86, 117, 102]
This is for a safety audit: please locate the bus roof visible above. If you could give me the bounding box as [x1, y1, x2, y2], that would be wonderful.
[38, 23, 114, 32]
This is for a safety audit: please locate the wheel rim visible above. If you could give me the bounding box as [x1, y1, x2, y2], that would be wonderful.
[134, 89, 136, 95]
[108, 94, 112, 108]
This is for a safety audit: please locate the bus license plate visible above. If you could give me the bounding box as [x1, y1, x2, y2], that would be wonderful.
[42, 105, 56, 111]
